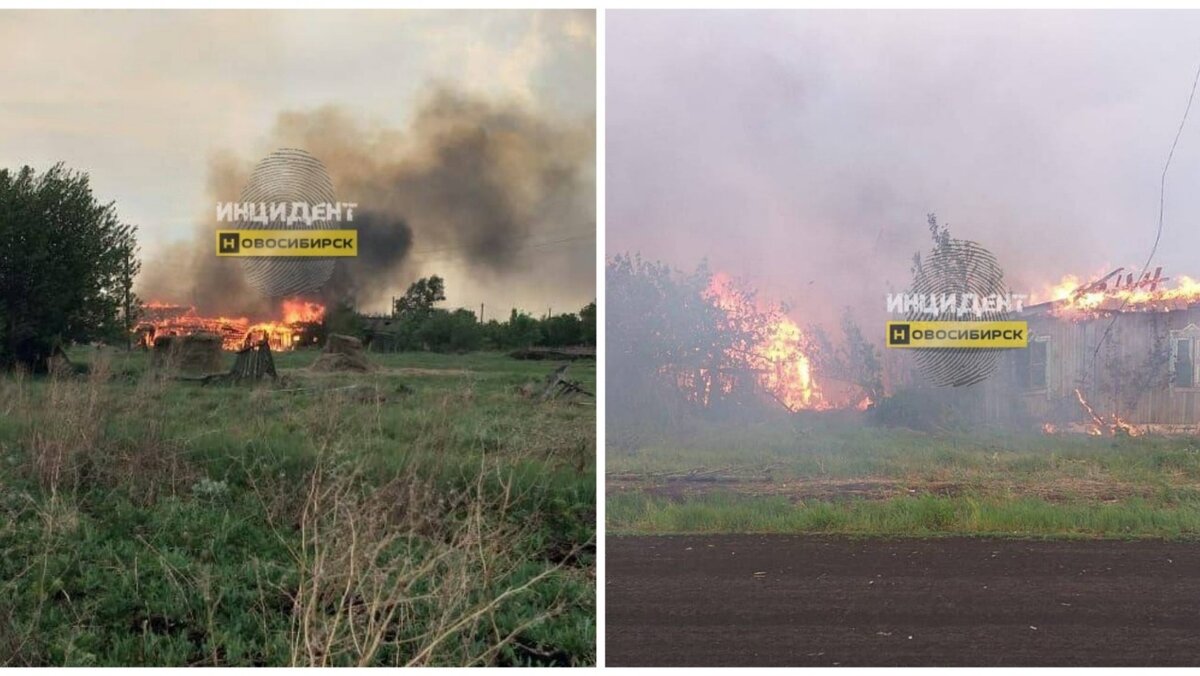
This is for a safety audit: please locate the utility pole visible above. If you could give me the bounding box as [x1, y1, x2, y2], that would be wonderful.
[122, 245, 136, 351]
[479, 302, 484, 323]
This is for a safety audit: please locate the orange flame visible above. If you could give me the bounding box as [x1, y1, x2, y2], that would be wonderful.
[281, 299, 326, 324]
[704, 273, 826, 411]
[135, 300, 325, 351]
[1073, 388, 1141, 437]
[1036, 267, 1200, 319]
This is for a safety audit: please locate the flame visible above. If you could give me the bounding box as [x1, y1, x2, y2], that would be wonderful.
[1039, 274, 1089, 304]
[704, 273, 827, 411]
[1073, 387, 1141, 437]
[1036, 267, 1200, 319]
[281, 299, 325, 324]
[135, 300, 324, 351]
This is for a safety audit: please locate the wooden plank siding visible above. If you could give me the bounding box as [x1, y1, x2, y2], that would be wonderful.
[981, 306, 1200, 427]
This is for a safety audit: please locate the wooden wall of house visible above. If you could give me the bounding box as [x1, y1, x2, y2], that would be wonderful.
[984, 307, 1200, 426]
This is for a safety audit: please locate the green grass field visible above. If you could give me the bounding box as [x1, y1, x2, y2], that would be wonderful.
[0, 348, 595, 666]
[607, 415, 1200, 539]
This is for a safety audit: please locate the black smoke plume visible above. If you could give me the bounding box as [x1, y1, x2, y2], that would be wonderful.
[138, 87, 594, 317]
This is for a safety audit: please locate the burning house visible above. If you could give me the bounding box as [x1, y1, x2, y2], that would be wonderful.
[134, 299, 325, 352]
[982, 267, 1200, 434]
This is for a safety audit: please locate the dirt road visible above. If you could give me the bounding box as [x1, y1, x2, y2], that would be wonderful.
[607, 535, 1200, 666]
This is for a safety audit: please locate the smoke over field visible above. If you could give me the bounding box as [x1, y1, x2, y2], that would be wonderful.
[608, 10, 1200, 334]
[139, 87, 594, 318]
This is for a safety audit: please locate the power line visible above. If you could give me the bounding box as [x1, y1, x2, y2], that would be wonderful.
[1089, 56, 1200, 370]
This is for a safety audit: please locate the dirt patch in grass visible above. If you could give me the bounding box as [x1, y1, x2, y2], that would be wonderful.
[390, 367, 474, 377]
[283, 366, 473, 378]
[1019, 477, 1152, 503]
[607, 474, 1151, 504]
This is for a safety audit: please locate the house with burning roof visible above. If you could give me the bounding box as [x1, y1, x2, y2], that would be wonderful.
[983, 268, 1200, 433]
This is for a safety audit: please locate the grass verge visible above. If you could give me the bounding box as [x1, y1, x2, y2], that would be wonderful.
[608, 491, 1200, 539]
[607, 415, 1200, 540]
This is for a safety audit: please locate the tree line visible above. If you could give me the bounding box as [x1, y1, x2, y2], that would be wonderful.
[329, 275, 596, 353]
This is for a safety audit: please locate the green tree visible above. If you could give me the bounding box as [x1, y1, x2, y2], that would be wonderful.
[579, 301, 596, 346]
[0, 164, 140, 369]
[119, 234, 141, 350]
[506, 309, 541, 348]
[481, 319, 506, 349]
[393, 275, 445, 317]
[539, 312, 583, 347]
[417, 308, 483, 353]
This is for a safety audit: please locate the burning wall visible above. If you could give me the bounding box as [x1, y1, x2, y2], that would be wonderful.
[980, 270, 1200, 432]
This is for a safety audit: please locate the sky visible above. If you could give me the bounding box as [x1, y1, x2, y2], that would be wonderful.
[0, 9, 595, 317]
[607, 10, 1200, 330]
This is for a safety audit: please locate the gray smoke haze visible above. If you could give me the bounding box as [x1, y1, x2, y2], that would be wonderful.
[608, 10, 1200, 332]
[139, 87, 595, 317]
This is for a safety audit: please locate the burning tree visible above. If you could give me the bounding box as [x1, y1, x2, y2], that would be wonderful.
[0, 164, 140, 370]
[808, 309, 884, 407]
[607, 254, 869, 432]
[703, 272, 826, 411]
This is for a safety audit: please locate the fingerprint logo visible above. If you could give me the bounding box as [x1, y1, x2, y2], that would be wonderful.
[236, 148, 337, 298]
[907, 239, 1010, 387]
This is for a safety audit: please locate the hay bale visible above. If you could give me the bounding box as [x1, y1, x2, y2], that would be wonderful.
[310, 352, 372, 373]
[310, 333, 372, 372]
[325, 333, 364, 355]
[152, 333, 224, 374]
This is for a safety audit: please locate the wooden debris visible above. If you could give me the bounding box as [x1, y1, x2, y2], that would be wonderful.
[199, 340, 276, 385]
[530, 363, 594, 400]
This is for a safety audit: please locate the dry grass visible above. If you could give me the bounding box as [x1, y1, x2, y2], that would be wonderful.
[237, 390, 581, 666]
[259, 459, 577, 667]
[10, 354, 199, 505]
[0, 350, 594, 666]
